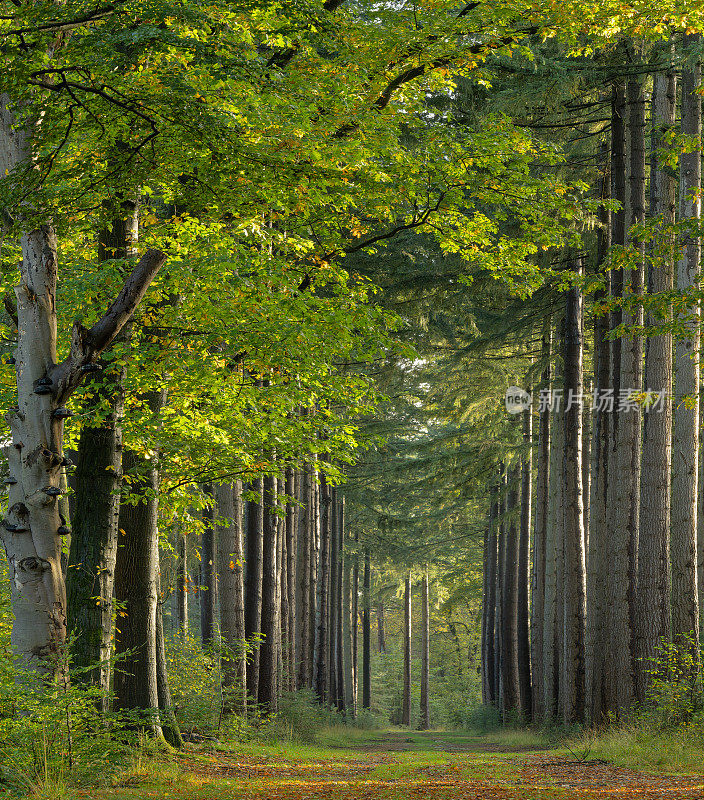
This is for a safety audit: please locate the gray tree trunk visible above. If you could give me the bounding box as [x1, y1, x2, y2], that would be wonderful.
[562, 259, 586, 726]
[200, 486, 218, 648]
[419, 568, 431, 730]
[362, 549, 371, 710]
[0, 95, 164, 674]
[485, 484, 499, 707]
[531, 325, 551, 720]
[586, 141, 611, 725]
[216, 482, 246, 714]
[501, 467, 520, 717]
[635, 66, 676, 702]
[671, 35, 701, 662]
[402, 573, 412, 726]
[518, 403, 532, 719]
[245, 478, 264, 703]
[259, 472, 279, 710]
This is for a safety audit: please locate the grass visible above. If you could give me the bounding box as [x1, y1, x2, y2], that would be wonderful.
[571, 724, 704, 775]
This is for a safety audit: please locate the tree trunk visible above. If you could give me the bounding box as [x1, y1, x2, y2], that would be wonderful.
[494, 467, 506, 707]
[562, 259, 586, 726]
[113, 447, 162, 737]
[259, 472, 279, 710]
[217, 482, 247, 715]
[543, 389, 564, 721]
[376, 602, 387, 654]
[635, 65, 676, 702]
[419, 568, 431, 730]
[156, 581, 184, 747]
[485, 484, 499, 707]
[362, 549, 371, 710]
[586, 139, 611, 725]
[245, 478, 264, 703]
[177, 529, 189, 639]
[342, 541, 355, 717]
[328, 487, 339, 708]
[352, 540, 359, 710]
[672, 34, 701, 662]
[531, 324, 551, 720]
[285, 468, 297, 692]
[200, 486, 217, 649]
[297, 467, 312, 688]
[518, 403, 532, 719]
[66, 203, 136, 699]
[402, 573, 412, 726]
[336, 495, 346, 712]
[501, 467, 520, 717]
[314, 473, 331, 702]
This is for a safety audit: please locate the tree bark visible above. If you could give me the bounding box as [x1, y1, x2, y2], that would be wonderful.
[156, 580, 184, 747]
[313, 473, 331, 703]
[501, 467, 520, 717]
[328, 486, 339, 707]
[543, 387, 564, 721]
[177, 529, 189, 639]
[259, 472, 279, 710]
[297, 466, 312, 688]
[635, 65, 676, 702]
[285, 467, 297, 692]
[245, 478, 264, 703]
[362, 549, 371, 710]
[0, 92, 165, 672]
[402, 572, 412, 726]
[200, 486, 218, 649]
[671, 34, 701, 662]
[342, 536, 355, 717]
[485, 484, 499, 707]
[419, 568, 431, 730]
[531, 324, 551, 720]
[518, 403, 532, 719]
[217, 481, 246, 714]
[113, 448, 162, 737]
[562, 259, 586, 726]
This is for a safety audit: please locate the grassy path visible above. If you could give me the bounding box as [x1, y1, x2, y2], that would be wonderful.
[85, 729, 704, 800]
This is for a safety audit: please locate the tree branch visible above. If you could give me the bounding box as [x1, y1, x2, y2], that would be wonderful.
[49, 248, 166, 402]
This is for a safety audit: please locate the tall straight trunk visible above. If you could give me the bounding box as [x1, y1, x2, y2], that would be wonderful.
[156, 580, 184, 747]
[362, 549, 371, 710]
[543, 387, 564, 721]
[635, 66, 676, 702]
[113, 448, 162, 737]
[308, 469, 320, 686]
[586, 144, 612, 725]
[608, 69, 646, 716]
[501, 467, 520, 717]
[352, 540, 359, 709]
[531, 325, 551, 719]
[275, 479, 285, 698]
[245, 478, 264, 703]
[328, 487, 339, 707]
[494, 467, 506, 707]
[481, 520, 491, 705]
[336, 495, 346, 711]
[485, 484, 499, 707]
[377, 602, 387, 654]
[402, 573, 412, 726]
[259, 472, 279, 710]
[285, 468, 297, 692]
[672, 35, 702, 660]
[342, 541, 355, 716]
[297, 466, 312, 688]
[313, 473, 331, 702]
[419, 568, 431, 730]
[66, 203, 136, 698]
[200, 487, 217, 648]
[518, 404, 532, 719]
[217, 481, 247, 714]
[280, 481, 289, 693]
[177, 529, 189, 638]
[562, 259, 586, 725]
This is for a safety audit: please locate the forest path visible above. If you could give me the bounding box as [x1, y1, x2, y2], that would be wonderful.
[89, 730, 704, 800]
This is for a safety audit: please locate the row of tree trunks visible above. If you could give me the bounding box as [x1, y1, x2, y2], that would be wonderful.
[483, 46, 703, 725]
